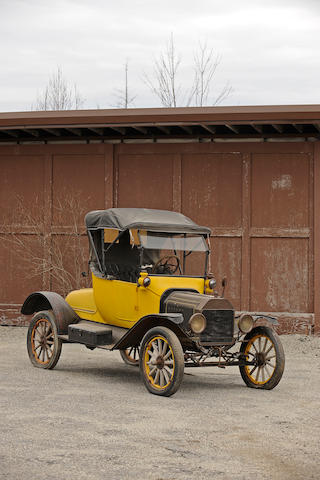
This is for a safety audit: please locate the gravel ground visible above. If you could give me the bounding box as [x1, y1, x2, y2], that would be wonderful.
[0, 326, 319, 480]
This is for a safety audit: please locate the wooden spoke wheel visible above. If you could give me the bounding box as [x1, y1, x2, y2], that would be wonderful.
[140, 326, 184, 397]
[239, 326, 285, 390]
[120, 346, 140, 366]
[27, 311, 62, 369]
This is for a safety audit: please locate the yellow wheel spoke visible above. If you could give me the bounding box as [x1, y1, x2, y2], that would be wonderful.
[256, 366, 261, 382]
[163, 350, 171, 360]
[249, 365, 257, 376]
[154, 369, 160, 385]
[264, 364, 272, 379]
[262, 337, 268, 353]
[265, 344, 274, 355]
[163, 368, 170, 384]
[266, 354, 276, 361]
[152, 343, 159, 356]
[162, 342, 168, 356]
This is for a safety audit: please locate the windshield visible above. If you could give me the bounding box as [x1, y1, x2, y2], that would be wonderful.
[138, 231, 209, 276]
[139, 232, 208, 252]
[89, 228, 210, 281]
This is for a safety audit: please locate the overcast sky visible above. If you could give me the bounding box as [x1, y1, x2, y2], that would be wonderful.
[1, 0, 320, 112]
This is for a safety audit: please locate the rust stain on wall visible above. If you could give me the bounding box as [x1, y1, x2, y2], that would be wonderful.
[272, 174, 292, 190]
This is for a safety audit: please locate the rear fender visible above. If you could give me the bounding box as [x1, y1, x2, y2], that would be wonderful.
[21, 291, 79, 334]
[113, 313, 188, 350]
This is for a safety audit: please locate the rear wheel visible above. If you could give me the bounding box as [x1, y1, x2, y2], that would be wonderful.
[120, 346, 140, 366]
[140, 326, 184, 397]
[27, 310, 62, 369]
[239, 326, 285, 389]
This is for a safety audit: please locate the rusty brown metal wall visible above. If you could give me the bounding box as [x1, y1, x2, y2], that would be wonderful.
[0, 141, 317, 333]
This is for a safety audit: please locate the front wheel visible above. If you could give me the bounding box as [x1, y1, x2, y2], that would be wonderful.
[140, 327, 184, 397]
[239, 326, 285, 389]
[27, 310, 62, 369]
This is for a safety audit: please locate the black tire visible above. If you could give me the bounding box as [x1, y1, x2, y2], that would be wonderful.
[27, 310, 62, 369]
[120, 346, 140, 366]
[239, 326, 285, 390]
[139, 326, 184, 397]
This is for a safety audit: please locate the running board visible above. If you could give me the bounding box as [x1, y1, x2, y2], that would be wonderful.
[58, 320, 128, 350]
[68, 321, 112, 346]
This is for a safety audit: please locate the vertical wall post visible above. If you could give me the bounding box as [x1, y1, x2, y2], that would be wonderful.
[104, 144, 114, 209]
[240, 153, 251, 310]
[314, 142, 320, 334]
[43, 150, 53, 290]
[172, 154, 182, 212]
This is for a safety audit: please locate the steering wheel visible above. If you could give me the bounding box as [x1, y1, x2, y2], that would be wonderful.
[151, 255, 180, 274]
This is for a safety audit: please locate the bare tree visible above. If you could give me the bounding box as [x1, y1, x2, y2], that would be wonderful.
[113, 60, 136, 108]
[1, 194, 90, 297]
[190, 42, 232, 106]
[144, 34, 181, 107]
[144, 35, 232, 107]
[34, 67, 85, 110]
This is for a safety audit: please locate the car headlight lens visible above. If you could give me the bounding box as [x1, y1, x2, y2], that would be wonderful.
[237, 314, 254, 334]
[143, 277, 151, 287]
[188, 313, 206, 334]
[205, 278, 216, 292]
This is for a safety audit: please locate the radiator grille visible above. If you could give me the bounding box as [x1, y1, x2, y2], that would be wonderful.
[200, 309, 234, 344]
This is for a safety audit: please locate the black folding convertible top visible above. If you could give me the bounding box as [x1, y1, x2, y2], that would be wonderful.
[85, 208, 211, 235]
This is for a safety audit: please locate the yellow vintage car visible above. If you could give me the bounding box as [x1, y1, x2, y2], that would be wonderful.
[22, 208, 285, 396]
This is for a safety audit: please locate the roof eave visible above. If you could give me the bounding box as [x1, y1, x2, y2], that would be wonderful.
[1, 104, 320, 128]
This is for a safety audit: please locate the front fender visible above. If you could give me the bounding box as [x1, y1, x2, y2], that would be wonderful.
[21, 291, 79, 334]
[254, 314, 279, 328]
[113, 313, 187, 350]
